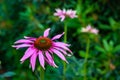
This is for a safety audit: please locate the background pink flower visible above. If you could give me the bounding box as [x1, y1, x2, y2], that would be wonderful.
[66, 9, 77, 18]
[12, 28, 72, 71]
[81, 25, 99, 34]
[54, 8, 77, 21]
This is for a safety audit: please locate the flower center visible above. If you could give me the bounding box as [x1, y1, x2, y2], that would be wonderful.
[34, 37, 52, 50]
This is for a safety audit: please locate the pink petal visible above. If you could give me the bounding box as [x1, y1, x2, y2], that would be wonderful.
[45, 51, 57, 67]
[66, 10, 72, 15]
[51, 49, 68, 63]
[24, 36, 36, 41]
[60, 16, 65, 21]
[54, 13, 59, 16]
[12, 44, 32, 49]
[66, 10, 77, 18]
[14, 39, 33, 44]
[69, 11, 77, 18]
[20, 47, 35, 61]
[86, 25, 92, 30]
[53, 42, 70, 47]
[44, 58, 51, 65]
[62, 9, 66, 14]
[24, 36, 36, 39]
[54, 47, 67, 55]
[54, 10, 62, 16]
[20, 61, 24, 64]
[45, 51, 52, 63]
[38, 51, 45, 69]
[53, 43, 72, 54]
[44, 58, 57, 67]
[52, 32, 64, 40]
[44, 28, 50, 37]
[56, 8, 62, 13]
[30, 51, 37, 71]
[91, 29, 98, 34]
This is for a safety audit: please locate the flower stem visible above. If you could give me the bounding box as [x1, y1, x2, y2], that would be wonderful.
[64, 23, 67, 43]
[63, 23, 67, 80]
[84, 38, 90, 80]
[40, 67, 44, 80]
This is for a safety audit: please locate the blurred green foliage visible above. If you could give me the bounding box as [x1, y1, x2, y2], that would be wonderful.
[0, 0, 120, 80]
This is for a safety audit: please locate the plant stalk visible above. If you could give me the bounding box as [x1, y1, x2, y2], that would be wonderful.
[84, 38, 90, 80]
[40, 67, 44, 80]
[63, 23, 67, 80]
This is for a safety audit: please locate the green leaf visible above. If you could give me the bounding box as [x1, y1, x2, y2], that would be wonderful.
[95, 46, 105, 53]
[109, 17, 116, 26]
[99, 24, 111, 30]
[103, 39, 110, 52]
[79, 51, 86, 58]
[113, 45, 120, 53]
[109, 40, 114, 52]
[109, 40, 114, 47]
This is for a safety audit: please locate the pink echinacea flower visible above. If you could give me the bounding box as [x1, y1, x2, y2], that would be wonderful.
[12, 28, 72, 71]
[81, 25, 99, 35]
[54, 8, 77, 21]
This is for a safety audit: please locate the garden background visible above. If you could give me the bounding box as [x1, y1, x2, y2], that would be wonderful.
[0, 0, 120, 80]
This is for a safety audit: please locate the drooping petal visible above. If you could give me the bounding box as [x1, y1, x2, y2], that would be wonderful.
[60, 16, 65, 21]
[54, 9, 62, 16]
[12, 44, 32, 49]
[24, 36, 36, 41]
[54, 47, 67, 55]
[52, 32, 64, 40]
[91, 28, 99, 34]
[53, 43, 72, 54]
[30, 51, 37, 71]
[44, 58, 57, 68]
[56, 8, 62, 13]
[45, 51, 57, 67]
[54, 13, 59, 16]
[51, 49, 68, 63]
[14, 39, 34, 44]
[53, 42, 70, 47]
[45, 51, 52, 63]
[45, 58, 58, 68]
[20, 61, 24, 64]
[20, 47, 35, 61]
[44, 28, 50, 37]
[44, 58, 52, 65]
[38, 51, 45, 69]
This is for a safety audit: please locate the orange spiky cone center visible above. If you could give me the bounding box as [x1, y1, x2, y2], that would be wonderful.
[34, 37, 52, 50]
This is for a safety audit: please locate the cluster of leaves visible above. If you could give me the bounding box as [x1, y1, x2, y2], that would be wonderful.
[0, 0, 120, 80]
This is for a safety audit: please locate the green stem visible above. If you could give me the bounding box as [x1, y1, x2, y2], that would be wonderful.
[84, 38, 90, 80]
[40, 67, 44, 80]
[63, 61, 67, 80]
[64, 23, 67, 43]
[63, 23, 67, 80]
